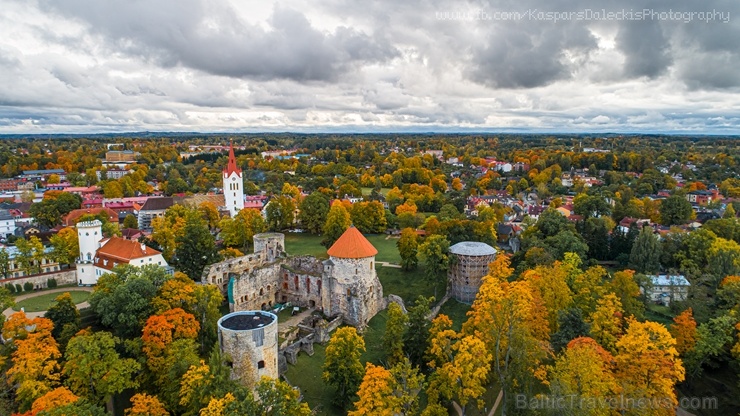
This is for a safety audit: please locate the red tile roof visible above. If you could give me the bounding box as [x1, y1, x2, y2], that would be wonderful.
[96, 237, 161, 264]
[327, 226, 378, 259]
[64, 207, 118, 226]
[223, 142, 241, 176]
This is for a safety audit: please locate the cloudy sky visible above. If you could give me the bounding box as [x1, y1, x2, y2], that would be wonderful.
[1, 0, 739, 133]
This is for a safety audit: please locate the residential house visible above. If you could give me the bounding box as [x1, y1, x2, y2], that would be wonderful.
[137, 197, 174, 230]
[643, 275, 690, 306]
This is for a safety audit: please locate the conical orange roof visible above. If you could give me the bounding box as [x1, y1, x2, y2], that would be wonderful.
[224, 142, 241, 175]
[327, 226, 378, 259]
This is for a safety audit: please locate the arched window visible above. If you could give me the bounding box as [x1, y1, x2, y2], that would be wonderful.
[294, 276, 299, 290]
[347, 288, 352, 298]
[317, 279, 322, 294]
[306, 278, 310, 293]
[86, 252, 92, 261]
[259, 288, 264, 296]
[283, 282, 288, 290]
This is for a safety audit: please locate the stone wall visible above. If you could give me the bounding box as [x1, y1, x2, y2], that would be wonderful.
[325, 256, 383, 328]
[218, 312, 279, 384]
[1, 269, 77, 291]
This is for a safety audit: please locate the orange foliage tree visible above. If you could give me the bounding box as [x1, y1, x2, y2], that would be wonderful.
[670, 308, 698, 356]
[126, 393, 169, 416]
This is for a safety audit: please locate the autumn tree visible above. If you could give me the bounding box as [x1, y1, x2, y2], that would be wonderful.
[49, 227, 79, 265]
[322, 200, 351, 248]
[350, 201, 388, 234]
[126, 393, 169, 416]
[587, 293, 624, 353]
[29, 387, 79, 415]
[5, 313, 61, 411]
[609, 269, 644, 320]
[427, 315, 491, 415]
[15, 236, 44, 275]
[548, 337, 617, 416]
[198, 201, 221, 231]
[383, 302, 409, 366]
[142, 308, 201, 386]
[350, 363, 396, 416]
[123, 214, 138, 229]
[615, 320, 685, 412]
[221, 377, 311, 416]
[323, 327, 366, 408]
[150, 204, 190, 261]
[219, 208, 266, 252]
[397, 227, 419, 271]
[670, 308, 698, 356]
[63, 330, 140, 405]
[521, 261, 574, 333]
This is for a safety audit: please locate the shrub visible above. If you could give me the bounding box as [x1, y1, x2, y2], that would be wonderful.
[47, 278, 57, 289]
[15, 284, 22, 293]
[23, 282, 33, 292]
[6, 284, 15, 294]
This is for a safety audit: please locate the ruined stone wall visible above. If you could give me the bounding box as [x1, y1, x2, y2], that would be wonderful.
[231, 264, 282, 311]
[201, 252, 266, 292]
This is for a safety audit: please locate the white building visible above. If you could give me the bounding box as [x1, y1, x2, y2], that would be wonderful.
[643, 275, 690, 306]
[0, 210, 14, 238]
[223, 143, 244, 217]
[76, 220, 168, 285]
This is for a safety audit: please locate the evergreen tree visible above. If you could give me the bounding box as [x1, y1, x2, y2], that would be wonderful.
[629, 226, 662, 273]
[176, 210, 218, 281]
[550, 308, 590, 353]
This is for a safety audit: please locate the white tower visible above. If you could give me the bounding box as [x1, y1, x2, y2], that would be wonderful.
[223, 142, 244, 217]
[76, 220, 102, 285]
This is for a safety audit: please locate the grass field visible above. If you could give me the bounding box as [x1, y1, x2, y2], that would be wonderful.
[13, 290, 90, 312]
[376, 266, 442, 305]
[285, 309, 389, 416]
[284, 232, 402, 265]
[361, 187, 392, 196]
[438, 299, 472, 331]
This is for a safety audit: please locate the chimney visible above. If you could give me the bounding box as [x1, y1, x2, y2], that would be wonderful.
[140, 243, 146, 252]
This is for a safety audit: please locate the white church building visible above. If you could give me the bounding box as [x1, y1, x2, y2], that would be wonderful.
[76, 219, 168, 285]
[223, 142, 244, 217]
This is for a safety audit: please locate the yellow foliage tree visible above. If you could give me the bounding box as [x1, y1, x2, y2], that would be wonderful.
[615, 320, 685, 414]
[30, 387, 79, 414]
[587, 293, 624, 353]
[349, 363, 397, 416]
[126, 393, 169, 416]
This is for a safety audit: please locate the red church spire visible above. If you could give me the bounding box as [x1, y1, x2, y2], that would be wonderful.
[224, 141, 241, 175]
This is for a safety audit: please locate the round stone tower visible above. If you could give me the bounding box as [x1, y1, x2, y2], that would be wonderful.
[324, 226, 384, 328]
[217, 310, 279, 384]
[253, 232, 285, 262]
[448, 241, 497, 304]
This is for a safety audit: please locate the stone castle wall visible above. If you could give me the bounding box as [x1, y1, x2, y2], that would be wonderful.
[218, 311, 279, 383]
[1, 269, 77, 291]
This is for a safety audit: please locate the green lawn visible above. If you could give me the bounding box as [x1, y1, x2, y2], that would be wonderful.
[645, 303, 674, 326]
[438, 299, 472, 332]
[284, 233, 327, 258]
[365, 234, 401, 264]
[376, 265, 442, 305]
[284, 233, 402, 265]
[361, 187, 392, 196]
[13, 290, 90, 312]
[285, 310, 389, 416]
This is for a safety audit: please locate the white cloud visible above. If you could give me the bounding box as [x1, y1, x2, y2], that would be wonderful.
[0, 0, 739, 133]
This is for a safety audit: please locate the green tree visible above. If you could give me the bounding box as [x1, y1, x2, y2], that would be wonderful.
[0, 286, 14, 326]
[63, 330, 140, 405]
[193, 284, 224, 354]
[37, 399, 107, 416]
[265, 195, 296, 231]
[404, 295, 434, 368]
[397, 227, 419, 271]
[0, 248, 10, 279]
[383, 302, 409, 366]
[176, 209, 218, 281]
[708, 238, 740, 284]
[89, 265, 168, 338]
[298, 191, 330, 234]
[629, 226, 662, 273]
[550, 308, 591, 353]
[659, 195, 693, 226]
[609, 270, 644, 320]
[224, 377, 311, 416]
[323, 327, 366, 408]
[684, 315, 735, 379]
[123, 214, 138, 229]
[44, 293, 80, 340]
[15, 236, 44, 275]
[323, 201, 351, 248]
[418, 235, 450, 298]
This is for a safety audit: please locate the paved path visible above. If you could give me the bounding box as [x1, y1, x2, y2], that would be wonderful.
[3, 286, 94, 319]
[377, 261, 402, 269]
[488, 390, 503, 416]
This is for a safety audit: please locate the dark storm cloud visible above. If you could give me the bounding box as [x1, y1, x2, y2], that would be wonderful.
[469, 22, 597, 88]
[616, 21, 672, 78]
[39, 0, 398, 82]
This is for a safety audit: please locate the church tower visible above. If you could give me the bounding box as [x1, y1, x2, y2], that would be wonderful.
[223, 142, 244, 217]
